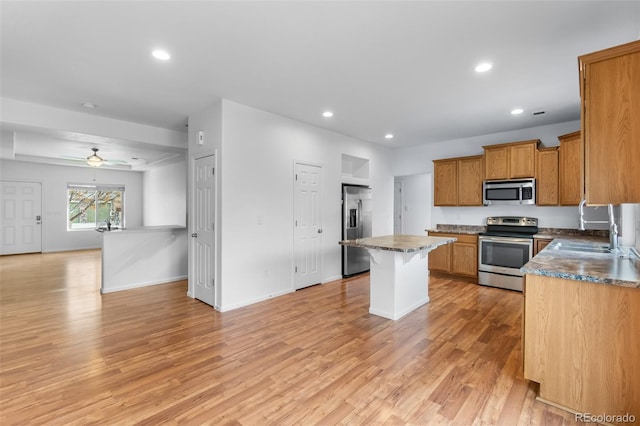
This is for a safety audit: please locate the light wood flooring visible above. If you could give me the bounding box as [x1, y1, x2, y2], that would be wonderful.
[0, 250, 583, 425]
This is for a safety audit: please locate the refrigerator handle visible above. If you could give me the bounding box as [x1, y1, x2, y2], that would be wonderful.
[357, 199, 362, 238]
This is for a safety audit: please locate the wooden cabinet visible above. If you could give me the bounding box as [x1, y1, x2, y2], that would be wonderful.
[483, 140, 539, 180]
[427, 232, 478, 278]
[483, 145, 509, 180]
[557, 131, 582, 206]
[457, 156, 483, 206]
[433, 159, 457, 206]
[524, 274, 640, 417]
[579, 40, 640, 204]
[533, 238, 553, 255]
[433, 155, 483, 206]
[427, 237, 451, 272]
[536, 147, 559, 206]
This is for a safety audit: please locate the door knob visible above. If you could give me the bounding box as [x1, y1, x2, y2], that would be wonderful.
[317, 229, 323, 234]
[191, 233, 198, 238]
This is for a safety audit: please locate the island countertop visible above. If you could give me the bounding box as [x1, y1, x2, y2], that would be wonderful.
[521, 238, 640, 289]
[340, 234, 456, 253]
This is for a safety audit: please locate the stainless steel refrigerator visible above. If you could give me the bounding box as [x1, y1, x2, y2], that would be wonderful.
[342, 184, 372, 277]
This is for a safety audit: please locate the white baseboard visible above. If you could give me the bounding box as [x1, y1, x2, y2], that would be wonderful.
[218, 288, 294, 312]
[322, 274, 343, 284]
[100, 275, 187, 294]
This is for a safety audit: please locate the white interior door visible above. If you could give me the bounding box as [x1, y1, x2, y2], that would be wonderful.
[1, 181, 42, 255]
[193, 155, 215, 307]
[294, 163, 322, 289]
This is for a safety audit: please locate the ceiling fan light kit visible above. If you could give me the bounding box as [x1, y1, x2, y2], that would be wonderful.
[86, 148, 104, 167]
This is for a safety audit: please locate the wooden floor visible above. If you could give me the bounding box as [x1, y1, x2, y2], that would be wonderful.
[0, 250, 583, 425]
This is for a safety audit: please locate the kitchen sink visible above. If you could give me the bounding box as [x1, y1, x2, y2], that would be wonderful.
[551, 242, 612, 254]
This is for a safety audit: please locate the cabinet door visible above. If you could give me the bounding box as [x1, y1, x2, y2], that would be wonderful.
[558, 132, 582, 206]
[451, 242, 477, 277]
[484, 146, 509, 180]
[536, 148, 558, 206]
[534, 238, 552, 255]
[457, 156, 483, 206]
[510, 142, 537, 178]
[433, 160, 457, 206]
[428, 245, 451, 272]
[581, 41, 640, 204]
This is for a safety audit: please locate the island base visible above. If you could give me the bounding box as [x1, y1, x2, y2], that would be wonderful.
[368, 249, 429, 320]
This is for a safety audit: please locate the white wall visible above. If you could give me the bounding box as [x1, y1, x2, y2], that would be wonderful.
[392, 120, 608, 230]
[1, 160, 143, 252]
[143, 157, 187, 226]
[189, 99, 394, 312]
[395, 173, 432, 234]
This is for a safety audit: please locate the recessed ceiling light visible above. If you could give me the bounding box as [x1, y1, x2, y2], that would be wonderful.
[475, 62, 492, 73]
[511, 108, 524, 115]
[385, 134, 394, 140]
[152, 50, 171, 60]
[322, 111, 334, 118]
[81, 102, 96, 109]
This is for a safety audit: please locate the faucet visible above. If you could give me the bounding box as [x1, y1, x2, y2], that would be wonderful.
[607, 204, 619, 252]
[578, 199, 619, 252]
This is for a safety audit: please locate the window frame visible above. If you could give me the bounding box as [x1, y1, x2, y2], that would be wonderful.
[67, 183, 126, 231]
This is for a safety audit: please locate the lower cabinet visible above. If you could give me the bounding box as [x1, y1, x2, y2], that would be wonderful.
[524, 274, 640, 417]
[533, 238, 553, 255]
[427, 232, 478, 278]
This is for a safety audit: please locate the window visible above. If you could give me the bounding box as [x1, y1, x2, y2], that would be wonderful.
[67, 184, 125, 230]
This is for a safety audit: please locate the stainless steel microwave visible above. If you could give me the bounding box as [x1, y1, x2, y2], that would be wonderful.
[483, 179, 536, 205]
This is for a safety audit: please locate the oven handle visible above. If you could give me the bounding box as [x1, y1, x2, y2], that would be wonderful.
[479, 236, 533, 244]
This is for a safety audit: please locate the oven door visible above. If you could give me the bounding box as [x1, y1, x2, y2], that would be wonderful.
[478, 235, 533, 276]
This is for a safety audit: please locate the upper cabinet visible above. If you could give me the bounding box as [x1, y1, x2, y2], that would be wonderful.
[557, 131, 582, 206]
[579, 40, 640, 204]
[483, 140, 539, 180]
[433, 155, 483, 206]
[433, 159, 458, 206]
[457, 156, 484, 206]
[536, 147, 559, 206]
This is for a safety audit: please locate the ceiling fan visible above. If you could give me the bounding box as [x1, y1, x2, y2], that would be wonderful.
[61, 147, 129, 168]
[86, 148, 104, 167]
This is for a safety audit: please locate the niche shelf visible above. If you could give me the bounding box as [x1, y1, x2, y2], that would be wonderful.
[341, 154, 370, 180]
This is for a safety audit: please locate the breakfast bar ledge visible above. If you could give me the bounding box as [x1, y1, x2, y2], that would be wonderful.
[340, 234, 456, 320]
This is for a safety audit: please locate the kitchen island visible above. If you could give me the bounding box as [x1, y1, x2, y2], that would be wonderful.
[340, 234, 456, 320]
[521, 239, 640, 422]
[99, 225, 188, 294]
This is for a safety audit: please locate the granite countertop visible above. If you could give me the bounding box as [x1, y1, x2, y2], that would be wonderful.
[533, 228, 608, 240]
[426, 225, 484, 235]
[426, 224, 610, 240]
[340, 234, 456, 253]
[521, 238, 640, 289]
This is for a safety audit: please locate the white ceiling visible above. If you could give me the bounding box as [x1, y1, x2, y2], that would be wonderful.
[1, 1, 639, 168]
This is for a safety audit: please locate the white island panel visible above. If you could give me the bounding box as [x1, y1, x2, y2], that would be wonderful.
[368, 249, 429, 320]
[340, 234, 456, 320]
[101, 226, 188, 293]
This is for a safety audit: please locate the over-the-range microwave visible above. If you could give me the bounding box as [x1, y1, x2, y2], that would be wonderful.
[483, 178, 535, 205]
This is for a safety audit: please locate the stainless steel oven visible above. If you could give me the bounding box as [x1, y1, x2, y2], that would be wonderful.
[478, 216, 538, 292]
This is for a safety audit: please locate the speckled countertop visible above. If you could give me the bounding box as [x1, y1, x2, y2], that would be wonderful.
[426, 225, 485, 235]
[521, 239, 640, 289]
[426, 224, 610, 240]
[340, 234, 456, 253]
